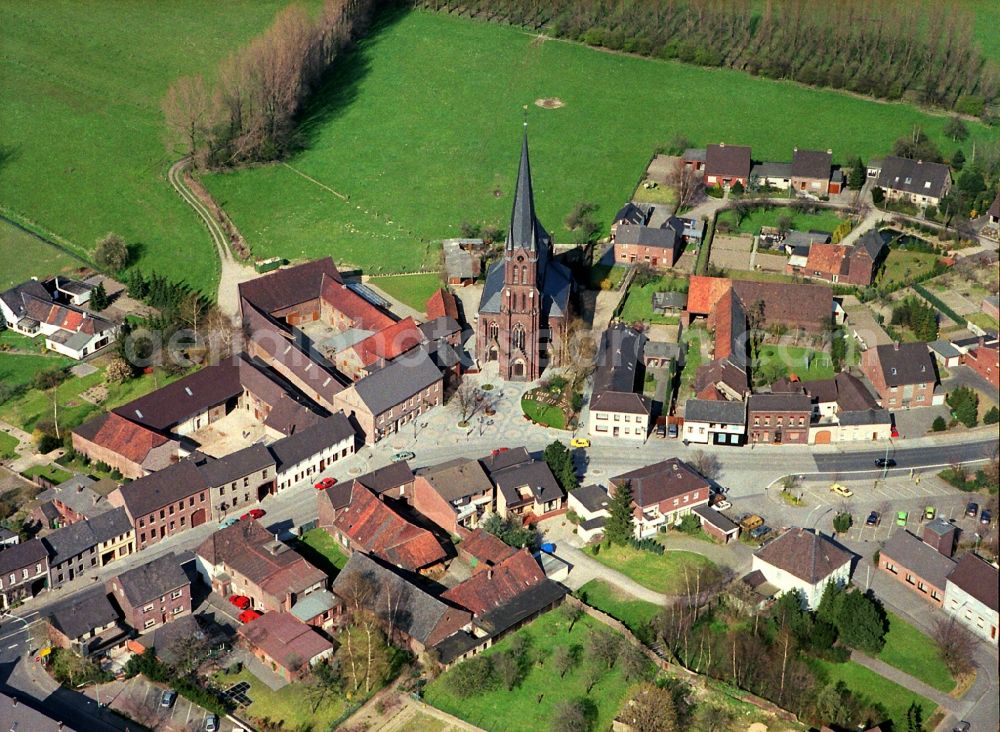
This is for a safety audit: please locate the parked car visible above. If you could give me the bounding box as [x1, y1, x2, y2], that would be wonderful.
[391, 451, 415, 462]
[924, 506, 936, 521]
[874, 457, 897, 468]
[866, 511, 880, 527]
[966, 502, 979, 518]
[896, 511, 908, 526]
[667, 423, 679, 439]
[314, 477, 337, 491]
[570, 438, 591, 448]
[160, 690, 177, 708]
[238, 609, 262, 624]
[981, 509, 992, 525]
[491, 447, 510, 456]
[228, 595, 251, 610]
[218, 516, 239, 530]
[241, 508, 266, 521]
[739, 514, 764, 531]
[712, 500, 732, 512]
[952, 721, 970, 732]
[830, 483, 853, 498]
[204, 715, 219, 732]
[540, 542, 556, 554]
[749, 525, 771, 540]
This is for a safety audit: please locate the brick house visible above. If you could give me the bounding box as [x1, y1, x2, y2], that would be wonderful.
[195, 520, 327, 613]
[441, 549, 546, 617]
[352, 461, 415, 501]
[0, 538, 49, 610]
[455, 528, 516, 573]
[43, 507, 134, 588]
[107, 552, 190, 632]
[703, 143, 752, 189]
[412, 458, 495, 535]
[335, 317, 424, 381]
[792, 229, 887, 286]
[692, 505, 740, 544]
[747, 393, 812, 445]
[875, 156, 952, 207]
[861, 342, 938, 408]
[612, 220, 683, 269]
[588, 324, 652, 441]
[790, 148, 834, 196]
[71, 411, 179, 480]
[878, 530, 956, 607]
[962, 339, 999, 389]
[199, 444, 276, 520]
[45, 585, 129, 659]
[682, 399, 746, 446]
[610, 459, 710, 538]
[944, 553, 998, 645]
[270, 414, 357, 492]
[238, 611, 335, 682]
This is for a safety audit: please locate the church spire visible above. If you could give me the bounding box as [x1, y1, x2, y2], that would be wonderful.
[507, 127, 546, 252]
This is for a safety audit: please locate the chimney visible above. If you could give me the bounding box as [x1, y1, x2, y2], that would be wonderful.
[487, 570, 493, 580]
[893, 342, 900, 351]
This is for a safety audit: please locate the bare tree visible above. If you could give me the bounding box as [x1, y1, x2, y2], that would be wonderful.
[933, 616, 976, 675]
[162, 74, 212, 161]
[690, 450, 721, 481]
[619, 682, 679, 732]
[668, 158, 703, 210]
[449, 380, 479, 423]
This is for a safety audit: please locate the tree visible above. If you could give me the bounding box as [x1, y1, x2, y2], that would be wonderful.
[551, 699, 589, 732]
[604, 480, 635, 545]
[944, 116, 969, 142]
[167, 633, 210, 677]
[35, 368, 67, 439]
[449, 380, 478, 423]
[932, 416, 947, 432]
[984, 406, 1000, 425]
[553, 644, 578, 677]
[617, 682, 678, 732]
[94, 233, 130, 272]
[668, 158, 704, 210]
[830, 589, 887, 654]
[493, 650, 522, 691]
[689, 450, 721, 480]
[872, 186, 885, 205]
[620, 643, 649, 682]
[951, 149, 966, 171]
[561, 603, 584, 634]
[564, 201, 601, 244]
[906, 700, 924, 732]
[933, 616, 976, 676]
[946, 386, 979, 428]
[833, 512, 853, 533]
[306, 659, 342, 713]
[448, 655, 496, 698]
[730, 180, 745, 195]
[893, 128, 942, 162]
[544, 440, 578, 492]
[162, 74, 212, 160]
[481, 513, 537, 549]
[586, 628, 622, 669]
[89, 283, 109, 311]
[848, 157, 867, 189]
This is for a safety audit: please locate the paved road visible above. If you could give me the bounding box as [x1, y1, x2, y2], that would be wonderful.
[812, 437, 996, 477]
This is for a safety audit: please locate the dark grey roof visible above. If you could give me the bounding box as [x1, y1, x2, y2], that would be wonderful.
[651, 291, 687, 311]
[791, 149, 832, 180]
[642, 340, 681, 361]
[268, 413, 356, 470]
[419, 316, 461, 342]
[507, 132, 549, 254]
[593, 323, 645, 394]
[579, 516, 607, 532]
[42, 521, 99, 566]
[613, 202, 650, 226]
[571, 484, 610, 514]
[693, 504, 739, 534]
[615, 224, 678, 250]
[355, 461, 413, 495]
[476, 578, 566, 636]
[682, 148, 706, 162]
[0, 537, 48, 574]
[478, 252, 572, 320]
[480, 446, 531, 474]
[117, 459, 210, 518]
[857, 229, 888, 262]
[238, 257, 341, 315]
[873, 342, 936, 387]
[351, 349, 442, 416]
[684, 398, 746, 425]
[589, 391, 651, 415]
[477, 260, 506, 314]
[947, 553, 999, 613]
[882, 531, 956, 588]
[428, 340, 462, 370]
[706, 143, 752, 179]
[876, 156, 951, 198]
[113, 552, 188, 606]
[331, 552, 462, 646]
[198, 444, 275, 487]
[929, 341, 962, 359]
[751, 162, 792, 179]
[834, 372, 881, 412]
[416, 458, 493, 502]
[434, 629, 483, 665]
[493, 460, 563, 506]
[0, 279, 53, 320]
[747, 393, 812, 413]
[754, 528, 853, 584]
[989, 192, 1000, 219]
[87, 507, 133, 543]
[838, 408, 891, 426]
[47, 585, 119, 640]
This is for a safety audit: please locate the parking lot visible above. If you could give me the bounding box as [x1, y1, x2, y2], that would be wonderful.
[92, 674, 236, 731]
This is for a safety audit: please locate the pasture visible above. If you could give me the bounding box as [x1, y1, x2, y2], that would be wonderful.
[0, 221, 82, 290]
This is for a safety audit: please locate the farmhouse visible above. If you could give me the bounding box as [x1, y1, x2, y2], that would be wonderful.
[441, 548, 546, 616]
[71, 412, 178, 480]
[751, 528, 852, 609]
[587, 323, 652, 441]
[610, 458, 710, 538]
[455, 527, 517, 573]
[268, 413, 356, 492]
[772, 372, 891, 443]
[477, 133, 573, 381]
[351, 461, 415, 501]
[860, 342, 939, 409]
[789, 229, 887, 286]
[875, 156, 952, 207]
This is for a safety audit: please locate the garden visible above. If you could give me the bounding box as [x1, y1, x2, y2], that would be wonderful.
[521, 375, 582, 431]
[752, 344, 835, 385]
[575, 579, 659, 636]
[617, 272, 687, 325]
[584, 543, 718, 595]
[715, 206, 846, 237]
[292, 527, 350, 575]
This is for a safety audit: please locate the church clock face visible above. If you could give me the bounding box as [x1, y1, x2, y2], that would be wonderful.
[517, 255, 524, 262]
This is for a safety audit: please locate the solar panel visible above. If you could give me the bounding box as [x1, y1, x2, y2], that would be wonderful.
[223, 682, 253, 706]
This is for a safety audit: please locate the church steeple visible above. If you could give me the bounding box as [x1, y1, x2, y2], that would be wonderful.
[506, 128, 549, 254]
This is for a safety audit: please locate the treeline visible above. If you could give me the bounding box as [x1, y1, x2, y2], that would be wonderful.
[414, 0, 997, 115]
[163, 0, 377, 168]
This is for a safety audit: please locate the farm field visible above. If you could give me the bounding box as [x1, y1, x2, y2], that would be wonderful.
[0, 1, 312, 294]
[201, 10, 994, 273]
[0, 221, 83, 291]
[424, 610, 650, 732]
[584, 544, 718, 594]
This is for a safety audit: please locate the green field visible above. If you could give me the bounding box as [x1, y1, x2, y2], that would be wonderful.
[716, 207, 846, 236]
[878, 250, 942, 289]
[0, 1, 310, 294]
[0, 221, 82, 291]
[811, 659, 936, 731]
[576, 579, 660, 634]
[876, 612, 955, 693]
[754, 345, 835, 382]
[585, 544, 718, 595]
[201, 10, 994, 273]
[367, 273, 444, 312]
[0, 353, 74, 391]
[425, 610, 649, 732]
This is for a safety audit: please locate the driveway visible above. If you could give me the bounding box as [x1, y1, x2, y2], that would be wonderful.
[92, 674, 231, 731]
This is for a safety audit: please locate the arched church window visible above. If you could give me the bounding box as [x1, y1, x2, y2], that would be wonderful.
[521, 265, 527, 284]
[512, 324, 526, 351]
[512, 266, 519, 284]
[489, 321, 499, 341]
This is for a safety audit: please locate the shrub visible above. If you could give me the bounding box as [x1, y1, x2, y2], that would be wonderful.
[833, 512, 853, 533]
[946, 386, 979, 428]
[677, 514, 702, 535]
[628, 537, 665, 555]
[872, 187, 885, 205]
[984, 406, 1000, 425]
[94, 233, 131, 272]
[37, 433, 62, 454]
[932, 416, 947, 432]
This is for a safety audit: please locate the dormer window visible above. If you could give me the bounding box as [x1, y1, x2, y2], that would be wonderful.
[891, 367, 897, 375]
[924, 181, 931, 189]
[904, 177, 912, 184]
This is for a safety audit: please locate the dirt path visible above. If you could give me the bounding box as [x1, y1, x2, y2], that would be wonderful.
[167, 159, 256, 322]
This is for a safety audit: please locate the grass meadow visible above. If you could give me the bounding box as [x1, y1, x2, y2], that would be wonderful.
[0, 221, 83, 291]
[584, 544, 718, 595]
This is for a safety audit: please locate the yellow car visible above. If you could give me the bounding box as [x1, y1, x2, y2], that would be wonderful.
[830, 483, 854, 498]
[570, 438, 591, 448]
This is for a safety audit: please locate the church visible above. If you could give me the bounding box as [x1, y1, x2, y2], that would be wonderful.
[476, 132, 573, 381]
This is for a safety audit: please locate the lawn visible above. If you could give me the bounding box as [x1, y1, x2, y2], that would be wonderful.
[201, 10, 992, 273]
[0, 1, 311, 294]
[0, 221, 83, 291]
[212, 667, 348, 731]
[367, 273, 444, 312]
[0, 353, 74, 391]
[584, 544, 718, 595]
[876, 612, 955, 693]
[677, 327, 704, 402]
[618, 276, 687, 325]
[878, 250, 942, 289]
[576, 579, 660, 634]
[811, 659, 936, 731]
[0, 330, 50, 354]
[716, 207, 846, 236]
[294, 527, 349, 575]
[21, 464, 73, 484]
[587, 263, 629, 290]
[424, 610, 649, 732]
[754, 345, 835, 382]
[0, 431, 18, 460]
[521, 395, 568, 429]
[966, 311, 999, 332]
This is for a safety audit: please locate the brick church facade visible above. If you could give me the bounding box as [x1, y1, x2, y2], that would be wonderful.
[476, 133, 572, 381]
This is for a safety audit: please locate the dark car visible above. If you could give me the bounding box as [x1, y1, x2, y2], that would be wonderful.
[749, 525, 771, 540]
[874, 457, 896, 468]
[866, 511, 880, 527]
[981, 509, 992, 525]
[667, 423, 679, 438]
[966, 502, 979, 518]
[952, 722, 971, 732]
[160, 689, 177, 708]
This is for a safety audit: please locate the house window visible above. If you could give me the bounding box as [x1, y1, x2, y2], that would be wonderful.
[172, 606, 183, 615]
[188, 497, 194, 507]
[144, 619, 156, 629]
[143, 604, 154, 612]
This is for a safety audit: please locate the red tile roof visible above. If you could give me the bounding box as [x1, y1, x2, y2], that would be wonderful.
[426, 288, 459, 321]
[350, 317, 423, 367]
[75, 412, 169, 465]
[333, 484, 446, 571]
[686, 276, 733, 315]
[459, 528, 517, 570]
[713, 288, 735, 360]
[805, 243, 850, 277]
[238, 611, 333, 671]
[319, 274, 396, 331]
[441, 549, 545, 616]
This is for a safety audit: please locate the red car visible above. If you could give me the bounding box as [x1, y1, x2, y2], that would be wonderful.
[314, 477, 337, 491]
[228, 595, 251, 610]
[238, 609, 261, 624]
[240, 508, 266, 521]
[491, 447, 510, 457]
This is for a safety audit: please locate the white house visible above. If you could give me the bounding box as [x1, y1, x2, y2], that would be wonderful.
[269, 414, 357, 492]
[567, 483, 611, 542]
[751, 528, 853, 609]
[682, 399, 746, 446]
[944, 553, 999, 646]
[587, 323, 651, 441]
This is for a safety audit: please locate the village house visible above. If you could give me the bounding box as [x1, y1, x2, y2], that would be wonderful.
[200, 444, 277, 519]
[72, 412, 180, 480]
[612, 219, 684, 269]
[610, 202, 651, 236]
[790, 148, 837, 195]
[107, 552, 190, 632]
[42, 507, 134, 588]
[747, 393, 812, 445]
[196, 519, 327, 613]
[944, 553, 999, 645]
[789, 228, 887, 286]
[751, 528, 853, 609]
[688, 143, 752, 189]
[455, 527, 516, 573]
[962, 337, 999, 389]
[290, 589, 338, 631]
[268, 413, 356, 492]
[441, 549, 546, 617]
[351, 461, 415, 501]
[36, 474, 119, 525]
[482, 448, 565, 520]
[692, 505, 740, 544]
[442, 239, 484, 285]
[335, 316, 424, 380]
[567, 483, 611, 542]
[861, 341, 939, 409]
[45, 585, 129, 660]
[0, 538, 49, 610]
[412, 458, 495, 535]
[772, 372, 891, 444]
[609, 459, 710, 538]
[879, 529, 956, 607]
[588, 323, 652, 441]
[238, 611, 335, 682]
[317, 480, 447, 573]
[875, 156, 952, 207]
[682, 399, 746, 446]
